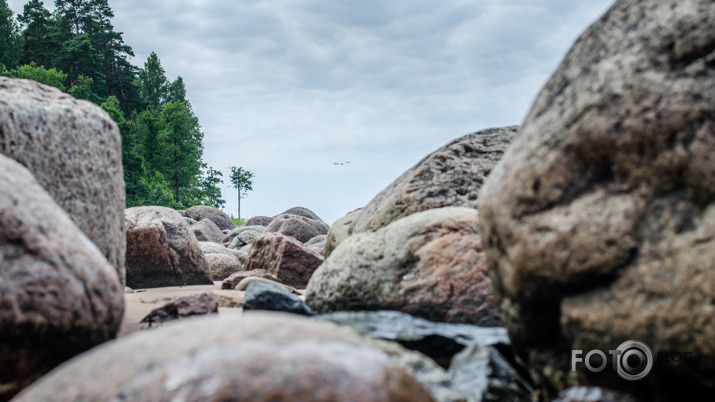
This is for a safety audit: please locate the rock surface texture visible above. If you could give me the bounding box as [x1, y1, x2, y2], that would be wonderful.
[245, 215, 273, 227]
[243, 233, 325, 288]
[186, 205, 235, 231]
[323, 127, 517, 257]
[190, 218, 224, 243]
[0, 155, 124, 401]
[125, 206, 213, 289]
[266, 214, 330, 243]
[307, 207, 499, 326]
[0, 77, 126, 283]
[14, 313, 435, 402]
[477, 0, 715, 399]
[205, 253, 242, 280]
[276, 206, 323, 221]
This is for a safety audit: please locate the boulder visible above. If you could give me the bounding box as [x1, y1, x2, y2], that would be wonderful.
[191, 218, 224, 242]
[198, 241, 238, 260]
[324, 208, 363, 258]
[244, 233, 325, 288]
[308, 242, 326, 256]
[222, 225, 266, 244]
[0, 77, 126, 283]
[125, 206, 213, 289]
[305, 234, 327, 246]
[228, 227, 262, 249]
[13, 313, 434, 402]
[140, 292, 219, 325]
[0, 155, 124, 400]
[246, 215, 273, 226]
[222, 269, 282, 290]
[276, 206, 323, 221]
[186, 205, 235, 231]
[324, 127, 518, 256]
[306, 207, 499, 326]
[477, 0, 715, 399]
[243, 281, 315, 316]
[266, 214, 330, 243]
[205, 253, 242, 280]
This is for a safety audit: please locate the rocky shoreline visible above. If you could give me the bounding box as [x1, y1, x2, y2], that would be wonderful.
[2, 0, 714, 400]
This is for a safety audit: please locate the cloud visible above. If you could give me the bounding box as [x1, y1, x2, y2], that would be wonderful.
[7, 0, 615, 223]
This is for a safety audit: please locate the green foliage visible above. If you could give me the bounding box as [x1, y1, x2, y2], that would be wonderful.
[69, 74, 98, 101]
[138, 51, 168, 110]
[6, 62, 67, 90]
[17, 0, 53, 66]
[230, 215, 246, 227]
[0, 0, 23, 69]
[229, 166, 255, 220]
[199, 165, 226, 209]
[4, 1, 225, 211]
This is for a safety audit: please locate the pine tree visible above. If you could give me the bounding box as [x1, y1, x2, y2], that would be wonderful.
[138, 52, 168, 110]
[0, 0, 23, 69]
[17, 0, 54, 66]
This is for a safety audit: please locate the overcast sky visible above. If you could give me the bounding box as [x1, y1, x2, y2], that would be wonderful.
[9, 0, 614, 224]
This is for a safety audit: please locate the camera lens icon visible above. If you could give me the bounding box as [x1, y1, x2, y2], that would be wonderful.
[616, 340, 653, 380]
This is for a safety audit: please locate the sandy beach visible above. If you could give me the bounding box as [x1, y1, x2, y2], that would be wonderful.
[119, 282, 246, 338]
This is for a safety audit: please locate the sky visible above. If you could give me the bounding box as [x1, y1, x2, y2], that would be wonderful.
[8, 0, 615, 225]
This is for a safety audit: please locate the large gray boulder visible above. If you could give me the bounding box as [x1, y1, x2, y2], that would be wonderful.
[477, 0, 715, 399]
[266, 214, 330, 243]
[276, 206, 323, 221]
[324, 127, 517, 257]
[0, 77, 126, 284]
[222, 225, 267, 244]
[306, 207, 500, 326]
[0, 155, 124, 400]
[125, 206, 213, 289]
[186, 205, 235, 231]
[13, 313, 434, 402]
[191, 218, 224, 243]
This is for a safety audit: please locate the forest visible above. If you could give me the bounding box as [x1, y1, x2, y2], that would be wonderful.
[0, 0, 226, 209]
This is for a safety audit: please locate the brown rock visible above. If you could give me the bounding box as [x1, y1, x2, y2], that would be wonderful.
[0, 155, 124, 400]
[246, 215, 273, 226]
[186, 205, 235, 231]
[140, 292, 219, 325]
[191, 218, 224, 242]
[244, 233, 325, 288]
[477, 0, 715, 399]
[222, 269, 281, 290]
[125, 206, 213, 289]
[13, 313, 434, 402]
[266, 213, 330, 243]
[205, 253, 242, 280]
[0, 77, 126, 284]
[306, 207, 499, 326]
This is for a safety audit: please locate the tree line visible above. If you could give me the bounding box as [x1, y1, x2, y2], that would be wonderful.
[0, 0, 228, 210]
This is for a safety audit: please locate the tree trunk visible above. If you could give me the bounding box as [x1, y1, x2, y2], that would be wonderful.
[237, 185, 241, 220]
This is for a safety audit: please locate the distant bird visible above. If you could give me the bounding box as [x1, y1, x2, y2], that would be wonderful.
[333, 161, 351, 165]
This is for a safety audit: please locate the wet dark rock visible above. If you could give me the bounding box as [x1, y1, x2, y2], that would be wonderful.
[243, 281, 314, 316]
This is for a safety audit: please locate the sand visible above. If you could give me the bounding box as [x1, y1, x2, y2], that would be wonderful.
[118, 282, 245, 338]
